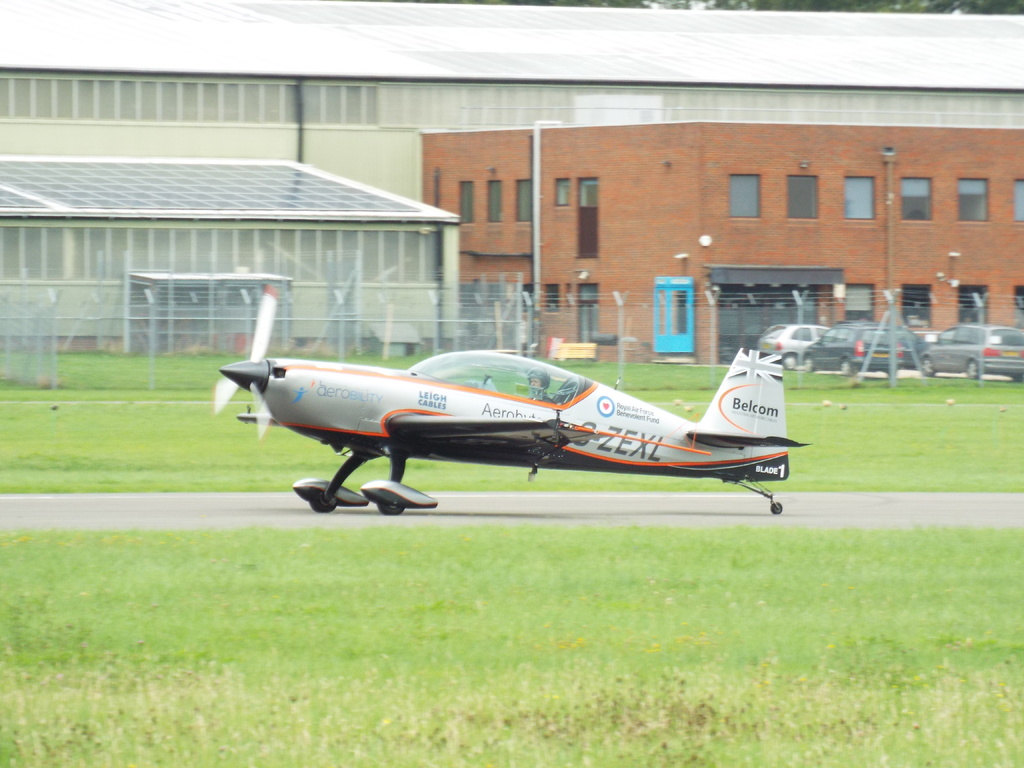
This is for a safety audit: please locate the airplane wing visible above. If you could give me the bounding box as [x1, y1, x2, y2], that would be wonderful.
[685, 430, 809, 449]
[387, 413, 596, 448]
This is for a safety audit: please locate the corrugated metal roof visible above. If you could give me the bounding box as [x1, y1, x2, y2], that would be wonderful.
[0, 156, 457, 222]
[1, 0, 1023, 90]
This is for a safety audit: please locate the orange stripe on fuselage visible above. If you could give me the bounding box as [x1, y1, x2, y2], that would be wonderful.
[564, 445, 788, 469]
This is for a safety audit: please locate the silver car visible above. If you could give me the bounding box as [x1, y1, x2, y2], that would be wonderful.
[758, 324, 828, 370]
[921, 325, 1024, 382]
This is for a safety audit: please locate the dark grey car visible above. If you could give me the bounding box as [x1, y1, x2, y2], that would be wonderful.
[804, 322, 928, 376]
[921, 325, 1024, 382]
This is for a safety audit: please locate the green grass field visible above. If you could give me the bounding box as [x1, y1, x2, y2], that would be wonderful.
[3, 527, 1023, 767]
[2, 352, 1022, 493]
[2, 353, 1023, 766]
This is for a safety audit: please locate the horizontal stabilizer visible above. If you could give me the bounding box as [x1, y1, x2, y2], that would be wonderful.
[686, 431, 809, 449]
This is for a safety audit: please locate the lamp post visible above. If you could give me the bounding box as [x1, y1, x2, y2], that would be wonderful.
[881, 147, 897, 294]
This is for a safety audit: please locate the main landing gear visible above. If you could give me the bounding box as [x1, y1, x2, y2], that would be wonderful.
[292, 450, 438, 516]
[726, 479, 784, 515]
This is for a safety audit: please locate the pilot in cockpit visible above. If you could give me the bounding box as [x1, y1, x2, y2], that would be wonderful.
[527, 368, 553, 402]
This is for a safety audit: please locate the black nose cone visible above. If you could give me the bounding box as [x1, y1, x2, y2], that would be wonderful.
[220, 360, 271, 392]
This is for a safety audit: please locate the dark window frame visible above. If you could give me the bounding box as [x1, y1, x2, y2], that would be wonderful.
[729, 174, 760, 218]
[958, 178, 988, 222]
[515, 179, 532, 222]
[844, 176, 875, 220]
[901, 177, 932, 221]
[787, 175, 818, 219]
[487, 179, 503, 223]
[459, 181, 474, 224]
[555, 178, 570, 206]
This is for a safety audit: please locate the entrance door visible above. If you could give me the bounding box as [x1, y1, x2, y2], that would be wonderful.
[654, 276, 694, 354]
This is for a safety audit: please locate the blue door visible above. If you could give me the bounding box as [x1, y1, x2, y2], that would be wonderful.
[654, 277, 694, 354]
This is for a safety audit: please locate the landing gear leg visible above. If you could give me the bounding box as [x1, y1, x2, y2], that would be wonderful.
[368, 450, 407, 518]
[357, 450, 437, 516]
[726, 479, 783, 515]
[388, 451, 407, 483]
[320, 452, 371, 509]
[295, 452, 372, 513]
[375, 450, 409, 516]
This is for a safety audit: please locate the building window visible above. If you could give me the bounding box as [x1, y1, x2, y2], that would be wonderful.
[844, 177, 874, 219]
[787, 175, 818, 219]
[544, 283, 560, 312]
[0, 76, 313, 124]
[901, 284, 931, 328]
[958, 285, 988, 322]
[555, 178, 570, 206]
[579, 178, 599, 208]
[578, 178, 599, 258]
[459, 181, 474, 223]
[577, 283, 599, 341]
[901, 178, 931, 220]
[516, 179, 532, 222]
[959, 179, 988, 221]
[845, 284, 873, 322]
[1016, 180, 1024, 222]
[487, 179, 502, 223]
[729, 174, 760, 218]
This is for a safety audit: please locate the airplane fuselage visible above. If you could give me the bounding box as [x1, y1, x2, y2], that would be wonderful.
[259, 355, 789, 484]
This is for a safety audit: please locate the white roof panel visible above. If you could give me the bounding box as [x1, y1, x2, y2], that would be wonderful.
[2, 0, 1024, 90]
[0, 157, 457, 222]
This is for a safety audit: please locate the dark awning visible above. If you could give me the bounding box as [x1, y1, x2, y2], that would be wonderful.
[462, 250, 531, 259]
[708, 265, 844, 285]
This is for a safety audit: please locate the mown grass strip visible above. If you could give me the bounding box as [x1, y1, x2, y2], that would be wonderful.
[2, 527, 1022, 767]
[3, 399, 1022, 493]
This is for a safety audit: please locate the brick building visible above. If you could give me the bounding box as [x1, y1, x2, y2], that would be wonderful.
[424, 122, 1024, 361]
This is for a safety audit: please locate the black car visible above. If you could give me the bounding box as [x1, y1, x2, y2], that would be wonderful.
[804, 322, 928, 376]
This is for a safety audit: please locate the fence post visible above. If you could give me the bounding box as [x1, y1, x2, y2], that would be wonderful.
[520, 289, 533, 357]
[613, 290, 626, 387]
[704, 287, 719, 388]
[47, 289, 58, 389]
[144, 288, 156, 390]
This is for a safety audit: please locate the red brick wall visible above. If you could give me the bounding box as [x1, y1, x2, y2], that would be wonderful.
[423, 122, 1024, 357]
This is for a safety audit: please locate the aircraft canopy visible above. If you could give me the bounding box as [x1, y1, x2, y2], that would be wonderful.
[409, 351, 590, 405]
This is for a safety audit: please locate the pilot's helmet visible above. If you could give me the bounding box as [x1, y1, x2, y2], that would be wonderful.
[527, 368, 550, 390]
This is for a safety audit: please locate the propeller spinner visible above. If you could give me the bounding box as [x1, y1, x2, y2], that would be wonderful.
[213, 284, 278, 438]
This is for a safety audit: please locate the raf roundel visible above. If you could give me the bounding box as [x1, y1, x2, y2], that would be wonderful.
[596, 395, 616, 418]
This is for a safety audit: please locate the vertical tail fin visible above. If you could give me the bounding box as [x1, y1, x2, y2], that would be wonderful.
[692, 349, 800, 447]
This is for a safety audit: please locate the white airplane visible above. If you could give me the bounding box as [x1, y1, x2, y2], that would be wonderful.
[216, 287, 804, 516]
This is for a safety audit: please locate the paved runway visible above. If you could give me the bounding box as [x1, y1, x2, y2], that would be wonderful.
[1, 492, 1021, 530]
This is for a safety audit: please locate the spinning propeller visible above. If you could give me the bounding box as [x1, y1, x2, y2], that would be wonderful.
[213, 285, 278, 439]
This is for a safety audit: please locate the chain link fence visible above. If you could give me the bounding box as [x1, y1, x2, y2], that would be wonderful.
[3, 278, 1023, 389]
